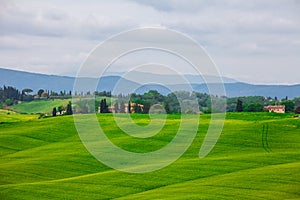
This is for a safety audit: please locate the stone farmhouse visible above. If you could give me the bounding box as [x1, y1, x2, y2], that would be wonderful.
[264, 105, 285, 113]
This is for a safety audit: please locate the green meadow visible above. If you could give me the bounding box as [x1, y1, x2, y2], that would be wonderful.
[10, 99, 71, 114]
[10, 97, 114, 115]
[0, 110, 299, 199]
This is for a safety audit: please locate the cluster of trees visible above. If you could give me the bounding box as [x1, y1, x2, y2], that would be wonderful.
[116, 91, 300, 114]
[99, 99, 109, 113]
[0, 86, 21, 106]
[0, 85, 113, 108]
[52, 101, 73, 116]
[0, 85, 111, 106]
[69, 90, 300, 115]
[117, 90, 169, 113]
[0, 86, 38, 106]
[71, 98, 109, 114]
[234, 96, 300, 113]
[1, 84, 300, 114]
[230, 96, 268, 112]
[94, 91, 112, 97]
[108, 90, 185, 114]
[0, 85, 72, 107]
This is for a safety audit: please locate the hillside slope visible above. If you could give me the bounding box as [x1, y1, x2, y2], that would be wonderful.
[0, 112, 299, 199]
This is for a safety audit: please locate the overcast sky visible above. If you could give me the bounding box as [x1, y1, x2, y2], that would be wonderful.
[0, 0, 299, 84]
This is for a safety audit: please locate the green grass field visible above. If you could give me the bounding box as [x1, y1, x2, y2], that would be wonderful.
[0, 110, 299, 199]
[9, 97, 114, 114]
[10, 99, 71, 114]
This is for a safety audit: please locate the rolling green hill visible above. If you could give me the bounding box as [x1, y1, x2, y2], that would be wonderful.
[9, 97, 114, 114]
[10, 99, 71, 114]
[0, 111, 299, 199]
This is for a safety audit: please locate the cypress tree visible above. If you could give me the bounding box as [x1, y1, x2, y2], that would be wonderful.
[128, 101, 131, 113]
[52, 107, 57, 117]
[100, 99, 104, 113]
[66, 101, 73, 115]
[236, 99, 243, 112]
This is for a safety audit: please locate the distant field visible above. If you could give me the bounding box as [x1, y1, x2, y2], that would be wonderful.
[0, 110, 37, 123]
[0, 111, 299, 199]
[9, 97, 114, 114]
[10, 99, 71, 114]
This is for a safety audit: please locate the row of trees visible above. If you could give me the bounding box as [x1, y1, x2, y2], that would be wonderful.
[1, 85, 299, 114]
[0, 85, 113, 108]
[72, 90, 300, 115]
[0, 86, 36, 105]
[125, 91, 300, 114]
[235, 96, 300, 113]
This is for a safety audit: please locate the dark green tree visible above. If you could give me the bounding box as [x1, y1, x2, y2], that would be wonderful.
[236, 99, 243, 112]
[133, 103, 142, 113]
[4, 98, 13, 106]
[66, 101, 73, 115]
[164, 102, 170, 114]
[100, 99, 104, 113]
[165, 93, 181, 113]
[57, 106, 63, 115]
[52, 107, 57, 116]
[0, 86, 21, 103]
[294, 97, 300, 107]
[295, 106, 300, 114]
[143, 102, 151, 114]
[100, 99, 109, 113]
[22, 88, 33, 101]
[128, 101, 131, 113]
[37, 89, 44, 97]
[281, 100, 295, 113]
[22, 88, 33, 95]
[133, 104, 139, 113]
[245, 103, 264, 112]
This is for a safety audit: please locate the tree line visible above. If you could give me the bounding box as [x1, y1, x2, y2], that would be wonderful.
[1, 85, 300, 114]
[73, 90, 300, 114]
[0, 85, 112, 108]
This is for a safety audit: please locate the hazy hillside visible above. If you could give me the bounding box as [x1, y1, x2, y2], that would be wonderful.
[0, 68, 299, 98]
[192, 82, 300, 99]
[0, 68, 138, 94]
[114, 71, 237, 85]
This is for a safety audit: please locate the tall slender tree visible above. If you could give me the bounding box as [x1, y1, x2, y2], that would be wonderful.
[52, 107, 57, 117]
[66, 101, 73, 115]
[295, 106, 300, 114]
[236, 99, 243, 112]
[128, 101, 131, 113]
[100, 98, 109, 113]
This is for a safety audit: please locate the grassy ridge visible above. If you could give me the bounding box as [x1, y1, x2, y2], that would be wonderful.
[10, 99, 71, 114]
[9, 97, 114, 114]
[0, 111, 299, 199]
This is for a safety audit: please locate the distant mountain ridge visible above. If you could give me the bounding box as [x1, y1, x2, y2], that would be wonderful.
[106, 71, 237, 84]
[0, 68, 299, 99]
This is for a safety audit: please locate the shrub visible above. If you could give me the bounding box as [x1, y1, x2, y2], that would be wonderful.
[295, 106, 300, 114]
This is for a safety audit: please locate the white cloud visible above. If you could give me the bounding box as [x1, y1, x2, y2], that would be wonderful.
[0, 0, 299, 84]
